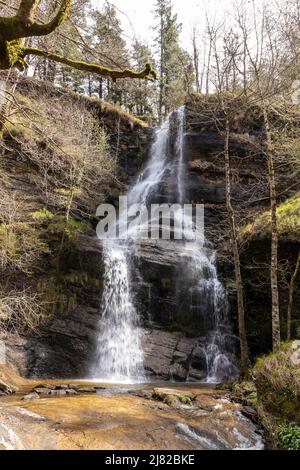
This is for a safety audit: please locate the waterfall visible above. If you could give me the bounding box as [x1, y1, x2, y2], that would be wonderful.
[173, 108, 238, 382]
[90, 118, 171, 383]
[91, 108, 237, 384]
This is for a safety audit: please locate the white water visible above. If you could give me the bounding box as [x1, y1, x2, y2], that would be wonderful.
[171, 108, 237, 382]
[91, 108, 237, 383]
[90, 118, 171, 383]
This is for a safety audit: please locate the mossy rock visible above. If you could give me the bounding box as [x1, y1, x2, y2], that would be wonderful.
[152, 388, 195, 407]
[232, 381, 258, 406]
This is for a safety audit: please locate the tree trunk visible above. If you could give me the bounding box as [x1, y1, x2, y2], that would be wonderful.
[263, 107, 281, 351]
[159, 9, 164, 122]
[0, 71, 10, 139]
[287, 251, 300, 340]
[0, 78, 6, 139]
[98, 78, 103, 99]
[224, 117, 249, 374]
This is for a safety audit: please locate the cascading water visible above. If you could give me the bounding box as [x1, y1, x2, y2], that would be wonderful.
[90, 118, 171, 383]
[172, 108, 237, 382]
[91, 108, 237, 384]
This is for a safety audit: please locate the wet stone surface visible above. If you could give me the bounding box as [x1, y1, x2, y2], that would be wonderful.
[0, 379, 265, 450]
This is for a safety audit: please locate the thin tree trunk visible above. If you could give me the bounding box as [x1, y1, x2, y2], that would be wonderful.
[88, 74, 92, 97]
[0, 79, 6, 139]
[159, 11, 164, 122]
[224, 116, 249, 374]
[99, 78, 103, 99]
[0, 71, 10, 139]
[287, 251, 300, 340]
[263, 107, 281, 351]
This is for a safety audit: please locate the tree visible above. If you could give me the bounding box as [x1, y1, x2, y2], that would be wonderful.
[88, 3, 130, 102]
[235, 3, 282, 351]
[209, 21, 249, 373]
[287, 252, 300, 340]
[123, 40, 157, 121]
[0, 1, 156, 80]
[0, 0, 156, 137]
[153, 0, 191, 121]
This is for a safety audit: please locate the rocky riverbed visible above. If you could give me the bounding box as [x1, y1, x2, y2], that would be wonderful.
[0, 367, 264, 450]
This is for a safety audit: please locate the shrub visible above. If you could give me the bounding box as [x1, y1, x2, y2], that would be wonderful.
[253, 342, 300, 424]
[0, 223, 50, 275]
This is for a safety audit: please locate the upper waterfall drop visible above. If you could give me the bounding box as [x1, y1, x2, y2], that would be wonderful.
[91, 107, 238, 384]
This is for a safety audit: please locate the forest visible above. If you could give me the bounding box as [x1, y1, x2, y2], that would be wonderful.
[0, 0, 299, 454]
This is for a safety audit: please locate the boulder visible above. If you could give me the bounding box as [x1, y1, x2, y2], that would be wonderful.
[23, 392, 40, 401]
[0, 379, 16, 395]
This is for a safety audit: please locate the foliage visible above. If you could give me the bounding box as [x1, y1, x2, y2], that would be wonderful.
[0, 1, 156, 81]
[153, 0, 194, 119]
[277, 424, 300, 450]
[4, 89, 116, 217]
[45, 217, 90, 241]
[0, 223, 50, 275]
[232, 381, 258, 406]
[240, 193, 300, 241]
[253, 342, 300, 424]
[0, 289, 49, 333]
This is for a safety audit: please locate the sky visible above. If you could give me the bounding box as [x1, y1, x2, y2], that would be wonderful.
[91, 0, 239, 52]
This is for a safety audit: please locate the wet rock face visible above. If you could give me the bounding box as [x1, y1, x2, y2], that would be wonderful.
[142, 329, 207, 381]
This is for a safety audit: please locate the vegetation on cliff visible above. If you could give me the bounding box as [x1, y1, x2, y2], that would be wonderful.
[253, 342, 300, 449]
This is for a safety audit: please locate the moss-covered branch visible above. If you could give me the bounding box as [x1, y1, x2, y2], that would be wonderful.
[22, 47, 157, 81]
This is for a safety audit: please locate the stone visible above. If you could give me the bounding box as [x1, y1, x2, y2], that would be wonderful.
[0, 379, 16, 395]
[23, 392, 40, 401]
[33, 387, 52, 396]
[77, 387, 96, 394]
[142, 329, 204, 380]
[65, 389, 78, 395]
[54, 384, 69, 390]
[152, 388, 196, 407]
[49, 389, 67, 397]
[34, 383, 56, 390]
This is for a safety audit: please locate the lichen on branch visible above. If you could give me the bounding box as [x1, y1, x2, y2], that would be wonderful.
[22, 47, 157, 81]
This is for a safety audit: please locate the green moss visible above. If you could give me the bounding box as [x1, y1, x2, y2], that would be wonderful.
[38, 277, 77, 315]
[63, 271, 101, 288]
[163, 395, 174, 406]
[240, 193, 300, 241]
[0, 39, 27, 71]
[179, 395, 193, 406]
[253, 342, 300, 425]
[31, 208, 55, 221]
[0, 222, 50, 275]
[45, 217, 90, 241]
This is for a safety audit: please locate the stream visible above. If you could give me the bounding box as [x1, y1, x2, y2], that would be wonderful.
[0, 379, 264, 450]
